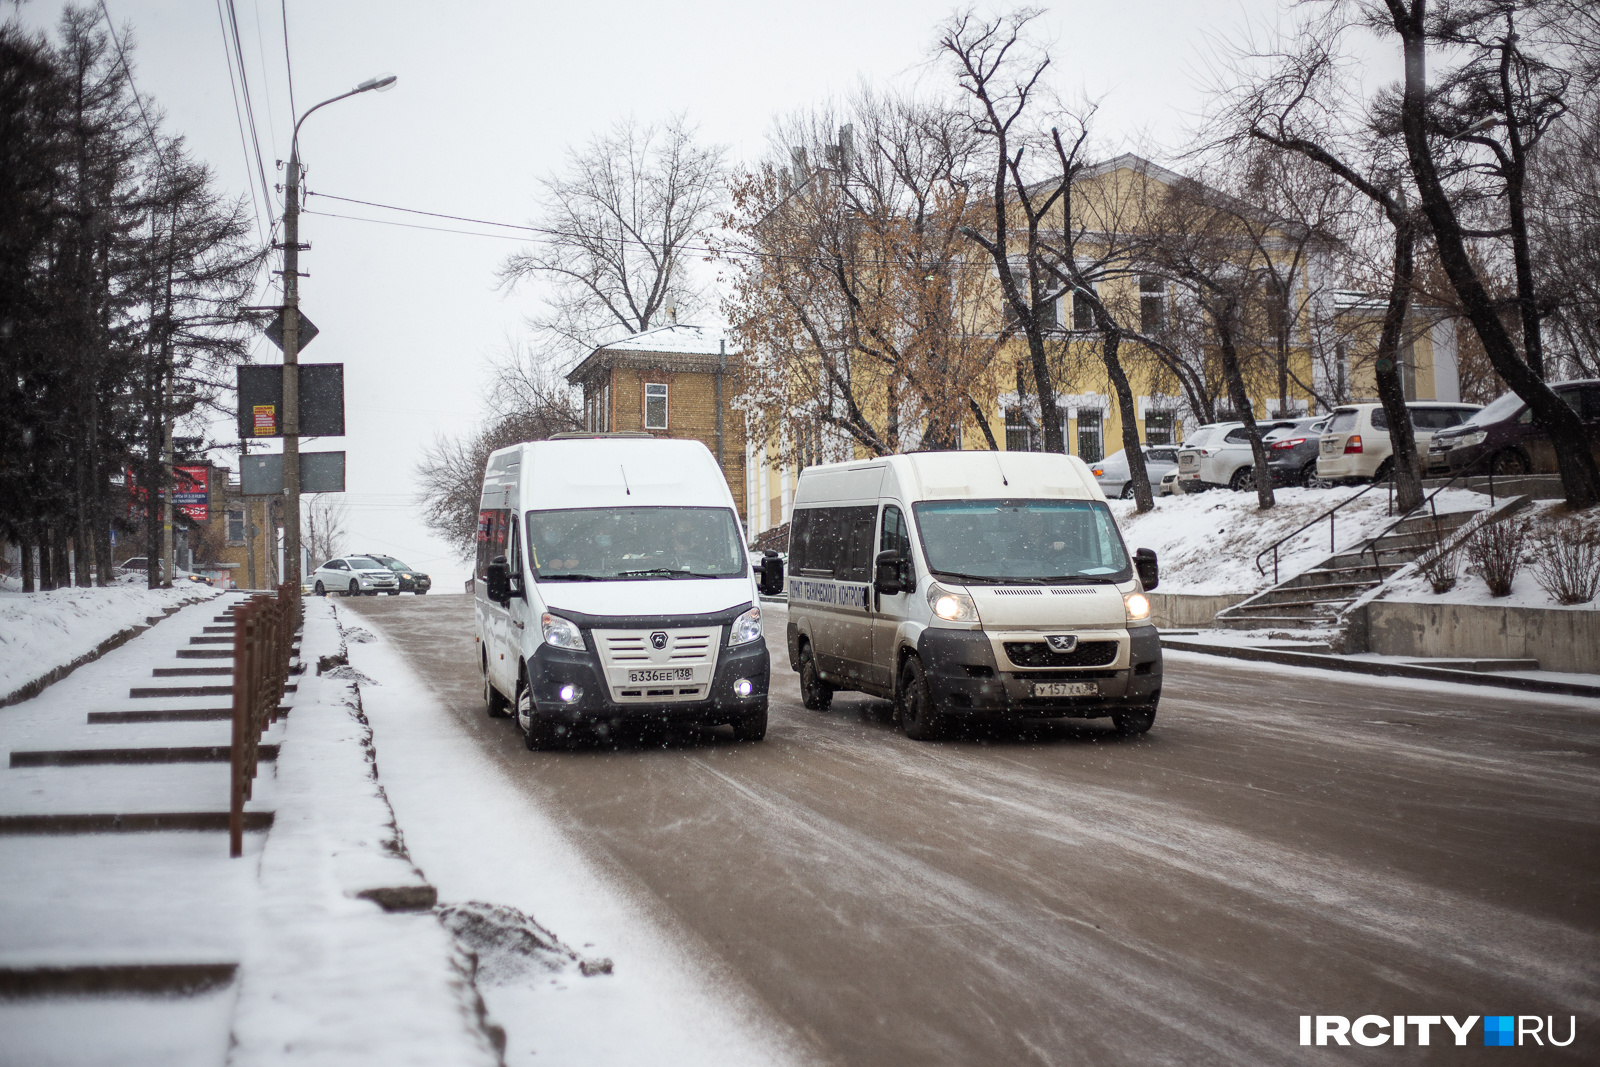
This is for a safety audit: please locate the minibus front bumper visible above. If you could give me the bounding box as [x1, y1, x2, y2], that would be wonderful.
[527, 638, 770, 726]
[917, 625, 1162, 718]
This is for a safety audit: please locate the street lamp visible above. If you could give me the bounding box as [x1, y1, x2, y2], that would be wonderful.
[278, 73, 395, 594]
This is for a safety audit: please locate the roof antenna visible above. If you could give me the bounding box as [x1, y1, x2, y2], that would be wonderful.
[620, 465, 631, 495]
[993, 451, 1009, 487]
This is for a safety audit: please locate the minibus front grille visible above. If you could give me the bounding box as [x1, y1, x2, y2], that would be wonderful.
[1004, 641, 1119, 668]
[594, 627, 721, 703]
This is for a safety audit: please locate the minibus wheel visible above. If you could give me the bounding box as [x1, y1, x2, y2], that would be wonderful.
[1112, 708, 1157, 736]
[731, 706, 767, 742]
[483, 656, 510, 719]
[516, 681, 558, 750]
[798, 643, 832, 711]
[898, 657, 944, 741]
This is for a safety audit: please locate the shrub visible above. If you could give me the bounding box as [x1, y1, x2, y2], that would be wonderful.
[1466, 519, 1527, 597]
[1532, 520, 1600, 605]
[1417, 525, 1463, 594]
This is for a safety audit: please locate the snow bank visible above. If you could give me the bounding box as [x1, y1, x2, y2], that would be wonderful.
[1384, 498, 1600, 611]
[0, 584, 218, 703]
[227, 598, 503, 1067]
[1109, 486, 1490, 595]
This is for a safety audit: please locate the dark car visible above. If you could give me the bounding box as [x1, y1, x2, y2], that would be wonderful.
[1262, 415, 1330, 486]
[358, 554, 432, 594]
[1427, 379, 1600, 476]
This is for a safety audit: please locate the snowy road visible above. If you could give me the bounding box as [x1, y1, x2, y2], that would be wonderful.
[347, 594, 1599, 1065]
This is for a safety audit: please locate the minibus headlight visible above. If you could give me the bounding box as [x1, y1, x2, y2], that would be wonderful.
[728, 606, 763, 646]
[927, 584, 979, 623]
[541, 612, 585, 651]
[1124, 592, 1152, 623]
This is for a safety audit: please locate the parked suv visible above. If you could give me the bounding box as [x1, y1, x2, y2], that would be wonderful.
[1090, 446, 1180, 499]
[358, 554, 432, 595]
[1427, 379, 1600, 476]
[1263, 416, 1330, 486]
[1176, 420, 1299, 491]
[1316, 402, 1482, 484]
[311, 556, 400, 596]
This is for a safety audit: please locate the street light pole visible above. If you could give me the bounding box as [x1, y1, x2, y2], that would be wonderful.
[277, 74, 395, 593]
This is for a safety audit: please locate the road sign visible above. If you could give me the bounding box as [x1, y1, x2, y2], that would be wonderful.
[240, 451, 346, 495]
[264, 310, 319, 351]
[236, 364, 345, 438]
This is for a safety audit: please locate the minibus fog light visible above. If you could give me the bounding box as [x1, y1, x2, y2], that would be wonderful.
[733, 678, 753, 698]
[558, 684, 583, 704]
[1124, 592, 1152, 622]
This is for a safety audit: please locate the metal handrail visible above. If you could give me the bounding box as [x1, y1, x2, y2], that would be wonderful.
[1253, 452, 1499, 584]
[230, 583, 299, 857]
[1356, 453, 1499, 579]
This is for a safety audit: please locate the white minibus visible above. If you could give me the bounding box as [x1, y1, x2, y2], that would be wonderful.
[476, 434, 782, 748]
[784, 451, 1162, 739]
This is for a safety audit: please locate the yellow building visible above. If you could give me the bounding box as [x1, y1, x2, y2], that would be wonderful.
[566, 322, 749, 522]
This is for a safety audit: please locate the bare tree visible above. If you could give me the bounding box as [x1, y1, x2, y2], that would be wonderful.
[1380, 0, 1600, 507]
[302, 495, 348, 571]
[499, 115, 727, 359]
[724, 89, 1009, 462]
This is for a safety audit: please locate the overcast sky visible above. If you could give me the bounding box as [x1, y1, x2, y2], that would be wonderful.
[18, 0, 1313, 591]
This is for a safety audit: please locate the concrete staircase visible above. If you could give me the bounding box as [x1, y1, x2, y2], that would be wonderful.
[1214, 510, 1480, 632]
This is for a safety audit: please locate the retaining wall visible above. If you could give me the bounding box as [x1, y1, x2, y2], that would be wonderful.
[1149, 592, 1249, 629]
[1364, 600, 1600, 674]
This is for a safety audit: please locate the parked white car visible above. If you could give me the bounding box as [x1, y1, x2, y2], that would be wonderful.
[1090, 446, 1181, 499]
[1175, 420, 1300, 491]
[1316, 402, 1482, 484]
[311, 556, 400, 597]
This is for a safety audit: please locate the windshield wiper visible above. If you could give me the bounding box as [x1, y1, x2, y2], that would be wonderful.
[931, 569, 1120, 585]
[615, 568, 733, 579]
[536, 572, 603, 581]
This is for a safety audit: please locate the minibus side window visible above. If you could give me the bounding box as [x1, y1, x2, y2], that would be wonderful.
[477, 509, 509, 578]
[879, 505, 913, 582]
[838, 507, 877, 582]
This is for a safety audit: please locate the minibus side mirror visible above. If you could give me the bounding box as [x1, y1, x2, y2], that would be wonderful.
[757, 550, 784, 596]
[873, 550, 902, 595]
[1134, 548, 1159, 591]
[485, 559, 511, 603]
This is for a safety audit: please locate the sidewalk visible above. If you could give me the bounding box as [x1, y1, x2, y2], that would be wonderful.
[0, 595, 501, 1066]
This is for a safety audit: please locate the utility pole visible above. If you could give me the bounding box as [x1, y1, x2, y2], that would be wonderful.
[277, 73, 395, 594]
[280, 144, 304, 593]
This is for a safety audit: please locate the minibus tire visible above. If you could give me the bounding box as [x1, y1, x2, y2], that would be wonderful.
[483, 664, 510, 719]
[515, 684, 558, 750]
[1112, 708, 1157, 736]
[798, 643, 832, 711]
[731, 706, 767, 742]
[898, 657, 944, 741]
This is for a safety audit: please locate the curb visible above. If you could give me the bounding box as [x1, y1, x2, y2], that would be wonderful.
[0, 593, 218, 709]
[1160, 637, 1600, 698]
[0, 963, 237, 997]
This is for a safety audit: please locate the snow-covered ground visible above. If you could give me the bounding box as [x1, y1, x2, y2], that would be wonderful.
[343, 605, 812, 1067]
[1383, 498, 1600, 611]
[0, 596, 501, 1066]
[0, 584, 219, 701]
[1108, 485, 1489, 595]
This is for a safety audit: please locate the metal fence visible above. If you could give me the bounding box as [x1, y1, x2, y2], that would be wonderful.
[230, 584, 299, 857]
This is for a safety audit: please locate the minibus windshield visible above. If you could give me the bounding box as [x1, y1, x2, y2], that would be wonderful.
[526, 507, 747, 580]
[912, 499, 1131, 583]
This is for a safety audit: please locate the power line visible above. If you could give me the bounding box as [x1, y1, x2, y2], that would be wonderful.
[220, 0, 276, 231]
[213, 0, 268, 244]
[280, 0, 297, 122]
[95, 1, 166, 163]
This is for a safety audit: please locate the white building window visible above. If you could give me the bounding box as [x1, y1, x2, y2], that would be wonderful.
[645, 383, 668, 429]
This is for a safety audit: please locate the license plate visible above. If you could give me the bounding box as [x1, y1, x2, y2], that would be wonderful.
[1033, 682, 1097, 698]
[629, 668, 692, 683]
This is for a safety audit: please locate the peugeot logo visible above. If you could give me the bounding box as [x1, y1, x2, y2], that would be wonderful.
[1045, 635, 1077, 652]
[650, 631, 668, 650]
